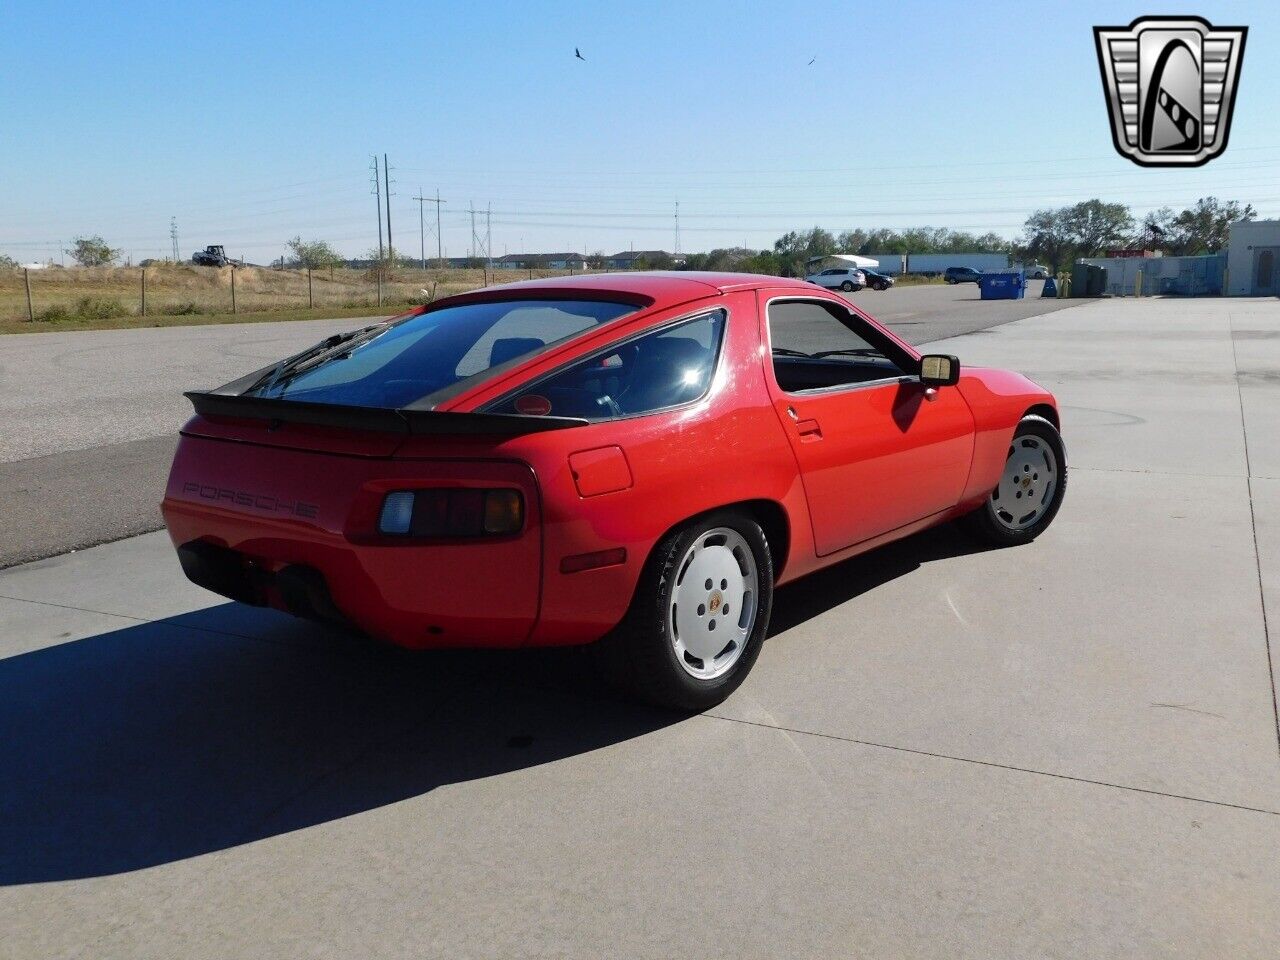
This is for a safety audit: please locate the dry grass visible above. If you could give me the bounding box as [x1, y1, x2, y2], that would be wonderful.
[0, 264, 600, 333]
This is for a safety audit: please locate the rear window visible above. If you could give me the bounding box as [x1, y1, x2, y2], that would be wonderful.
[247, 299, 638, 408]
[486, 311, 725, 421]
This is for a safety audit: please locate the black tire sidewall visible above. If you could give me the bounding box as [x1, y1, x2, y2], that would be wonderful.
[971, 415, 1067, 545]
[621, 511, 773, 711]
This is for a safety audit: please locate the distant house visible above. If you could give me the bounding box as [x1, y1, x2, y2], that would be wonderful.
[494, 252, 590, 271]
[604, 250, 677, 270]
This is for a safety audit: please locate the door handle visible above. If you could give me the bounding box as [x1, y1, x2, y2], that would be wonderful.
[795, 417, 823, 440]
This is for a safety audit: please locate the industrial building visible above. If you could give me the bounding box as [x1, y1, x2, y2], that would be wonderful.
[1075, 219, 1280, 298]
[1227, 219, 1280, 296]
[1078, 253, 1227, 297]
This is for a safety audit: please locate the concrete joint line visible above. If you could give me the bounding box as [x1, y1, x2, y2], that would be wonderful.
[703, 713, 1280, 818]
[1228, 311, 1280, 762]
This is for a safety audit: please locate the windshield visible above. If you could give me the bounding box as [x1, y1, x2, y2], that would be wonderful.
[246, 299, 639, 408]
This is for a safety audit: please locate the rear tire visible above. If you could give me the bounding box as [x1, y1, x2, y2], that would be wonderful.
[959, 414, 1066, 547]
[594, 511, 773, 712]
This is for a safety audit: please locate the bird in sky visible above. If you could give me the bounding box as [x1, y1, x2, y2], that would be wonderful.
[575, 47, 586, 61]
[808, 57, 816, 65]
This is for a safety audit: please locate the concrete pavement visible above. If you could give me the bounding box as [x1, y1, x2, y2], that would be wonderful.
[2, 295, 1279, 957]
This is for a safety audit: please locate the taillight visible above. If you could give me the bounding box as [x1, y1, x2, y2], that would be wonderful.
[378, 489, 524, 537]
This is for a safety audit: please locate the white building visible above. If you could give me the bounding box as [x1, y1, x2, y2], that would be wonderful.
[1227, 220, 1280, 296]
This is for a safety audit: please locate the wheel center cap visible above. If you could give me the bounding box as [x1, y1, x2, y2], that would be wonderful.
[1022, 477, 1031, 488]
[708, 591, 723, 614]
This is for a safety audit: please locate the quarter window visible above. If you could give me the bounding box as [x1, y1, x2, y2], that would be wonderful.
[488, 311, 725, 421]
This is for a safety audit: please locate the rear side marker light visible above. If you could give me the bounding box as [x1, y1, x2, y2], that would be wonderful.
[560, 547, 627, 574]
[379, 491, 416, 534]
[378, 489, 524, 537]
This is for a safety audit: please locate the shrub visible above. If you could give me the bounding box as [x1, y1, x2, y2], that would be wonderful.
[164, 301, 205, 315]
[34, 304, 74, 322]
[72, 296, 128, 319]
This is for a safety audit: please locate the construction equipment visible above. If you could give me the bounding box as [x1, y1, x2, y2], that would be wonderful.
[191, 245, 241, 268]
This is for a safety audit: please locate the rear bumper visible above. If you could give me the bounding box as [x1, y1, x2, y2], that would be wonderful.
[162, 435, 545, 649]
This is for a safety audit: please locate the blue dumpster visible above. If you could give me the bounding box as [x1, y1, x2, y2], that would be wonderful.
[978, 270, 1025, 300]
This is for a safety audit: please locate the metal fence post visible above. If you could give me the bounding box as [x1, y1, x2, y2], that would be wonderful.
[376, 271, 382, 307]
[140, 268, 146, 317]
[230, 267, 237, 314]
[307, 268, 313, 309]
[24, 268, 34, 321]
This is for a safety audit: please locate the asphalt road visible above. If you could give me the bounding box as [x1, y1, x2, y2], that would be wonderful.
[0, 281, 1072, 567]
[3, 295, 1278, 957]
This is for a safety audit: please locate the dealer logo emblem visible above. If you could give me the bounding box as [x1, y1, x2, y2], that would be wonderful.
[1094, 16, 1247, 167]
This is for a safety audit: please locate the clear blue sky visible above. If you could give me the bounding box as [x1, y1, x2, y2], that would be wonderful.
[2, 0, 1277, 263]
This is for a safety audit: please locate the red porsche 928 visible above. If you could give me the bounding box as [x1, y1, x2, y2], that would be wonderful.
[163, 272, 1066, 710]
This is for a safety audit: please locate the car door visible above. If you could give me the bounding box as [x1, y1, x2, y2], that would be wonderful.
[762, 293, 976, 556]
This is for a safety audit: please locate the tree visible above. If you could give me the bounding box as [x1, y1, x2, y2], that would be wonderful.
[287, 236, 343, 270]
[68, 235, 120, 267]
[1021, 200, 1133, 271]
[0, 253, 16, 269]
[1169, 197, 1256, 254]
[1063, 200, 1134, 257]
[773, 227, 837, 276]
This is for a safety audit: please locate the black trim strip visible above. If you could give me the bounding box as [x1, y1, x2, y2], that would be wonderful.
[184, 391, 587, 435]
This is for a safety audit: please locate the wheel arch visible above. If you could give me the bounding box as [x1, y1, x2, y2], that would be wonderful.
[1023, 403, 1059, 431]
[647, 498, 792, 584]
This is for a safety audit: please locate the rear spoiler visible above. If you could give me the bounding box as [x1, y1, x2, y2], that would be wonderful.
[184, 391, 588, 435]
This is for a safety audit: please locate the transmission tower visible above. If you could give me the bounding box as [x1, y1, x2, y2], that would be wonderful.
[169, 217, 179, 262]
[469, 202, 489, 263]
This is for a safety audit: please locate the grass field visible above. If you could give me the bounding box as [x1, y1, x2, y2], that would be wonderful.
[1, 263, 952, 334]
[0, 264, 589, 333]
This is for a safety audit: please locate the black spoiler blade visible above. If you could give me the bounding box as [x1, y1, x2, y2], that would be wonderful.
[184, 392, 588, 435]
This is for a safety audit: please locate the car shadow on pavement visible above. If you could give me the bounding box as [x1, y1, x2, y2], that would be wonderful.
[768, 521, 996, 637]
[0, 522, 991, 885]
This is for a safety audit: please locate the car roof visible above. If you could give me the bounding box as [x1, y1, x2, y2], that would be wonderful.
[437, 271, 817, 311]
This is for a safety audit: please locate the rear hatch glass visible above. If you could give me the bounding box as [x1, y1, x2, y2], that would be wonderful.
[246, 299, 638, 409]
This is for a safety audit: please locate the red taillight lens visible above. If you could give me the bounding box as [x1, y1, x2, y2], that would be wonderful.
[378, 489, 524, 538]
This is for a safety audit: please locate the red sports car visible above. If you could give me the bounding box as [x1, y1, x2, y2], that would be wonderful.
[163, 272, 1065, 710]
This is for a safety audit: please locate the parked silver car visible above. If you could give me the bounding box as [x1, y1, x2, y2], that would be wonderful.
[805, 266, 866, 292]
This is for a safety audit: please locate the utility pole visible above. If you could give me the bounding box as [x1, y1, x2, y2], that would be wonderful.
[674, 201, 681, 257]
[371, 156, 383, 261]
[170, 217, 179, 262]
[435, 189, 444, 265]
[413, 188, 427, 269]
[486, 202, 492, 269]
[383, 154, 394, 264]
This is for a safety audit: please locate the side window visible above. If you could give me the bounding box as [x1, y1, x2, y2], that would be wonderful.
[768, 299, 907, 393]
[488, 311, 725, 421]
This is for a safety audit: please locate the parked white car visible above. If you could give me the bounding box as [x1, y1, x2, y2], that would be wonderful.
[1021, 263, 1050, 279]
[805, 266, 866, 292]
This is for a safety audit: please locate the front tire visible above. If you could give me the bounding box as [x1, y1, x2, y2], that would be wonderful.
[595, 511, 773, 711]
[959, 414, 1066, 546]
[841, 280, 854, 292]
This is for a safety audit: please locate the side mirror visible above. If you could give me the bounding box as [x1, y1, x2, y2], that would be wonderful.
[920, 354, 960, 387]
